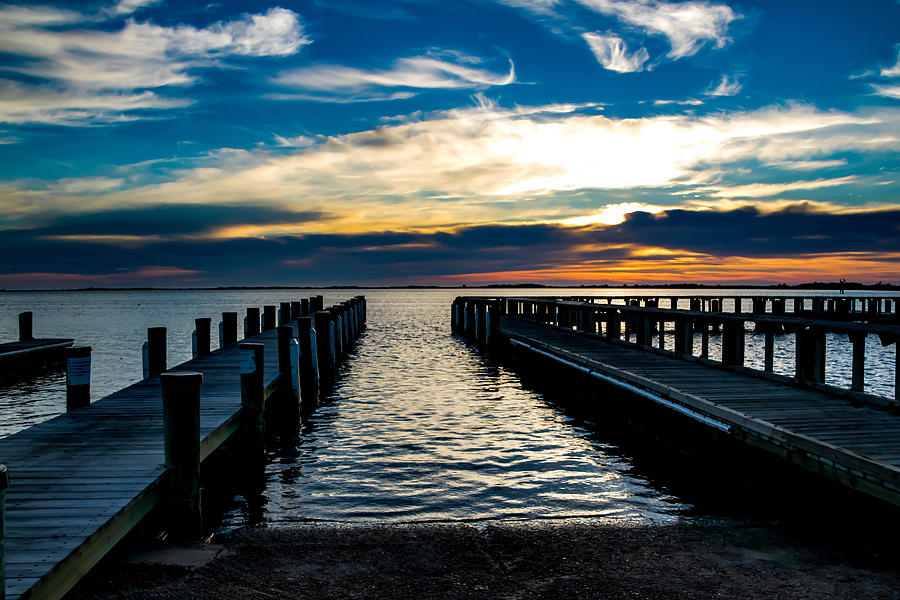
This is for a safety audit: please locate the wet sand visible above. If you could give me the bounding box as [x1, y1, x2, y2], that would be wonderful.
[70, 519, 900, 599]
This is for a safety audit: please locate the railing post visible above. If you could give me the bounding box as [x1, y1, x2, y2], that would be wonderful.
[764, 328, 774, 372]
[263, 305, 276, 331]
[674, 318, 692, 356]
[850, 333, 866, 392]
[246, 308, 260, 337]
[636, 312, 651, 346]
[700, 319, 709, 358]
[222, 312, 238, 346]
[147, 327, 166, 377]
[160, 371, 203, 540]
[297, 316, 320, 410]
[18, 312, 33, 341]
[195, 318, 211, 356]
[65, 345, 91, 411]
[1, 464, 8, 600]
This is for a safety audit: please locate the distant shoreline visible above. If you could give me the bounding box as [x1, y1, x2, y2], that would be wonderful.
[1, 281, 899, 293]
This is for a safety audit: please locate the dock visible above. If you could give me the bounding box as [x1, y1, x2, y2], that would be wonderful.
[452, 296, 900, 509]
[0, 296, 366, 600]
[0, 313, 73, 384]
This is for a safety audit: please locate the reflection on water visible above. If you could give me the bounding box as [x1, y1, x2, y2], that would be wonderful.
[248, 291, 685, 524]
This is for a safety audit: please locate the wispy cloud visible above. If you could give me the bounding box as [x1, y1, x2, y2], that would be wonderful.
[872, 84, 900, 100]
[685, 175, 862, 199]
[705, 73, 741, 96]
[881, 46, 900, 77]
[582, 32, 649, 73]
[108, 0, 160, 17]
[0, 5, 310, 125]
[273, 53, 515, 101]
[575, 0, 740, 59]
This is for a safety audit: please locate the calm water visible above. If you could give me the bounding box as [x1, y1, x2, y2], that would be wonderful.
[1, 288, 896, 525]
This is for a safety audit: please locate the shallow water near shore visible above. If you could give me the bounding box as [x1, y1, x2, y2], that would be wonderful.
[1, 288, 897, 526]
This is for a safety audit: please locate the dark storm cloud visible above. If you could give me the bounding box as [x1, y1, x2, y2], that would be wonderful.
[2, 205, 899, 285]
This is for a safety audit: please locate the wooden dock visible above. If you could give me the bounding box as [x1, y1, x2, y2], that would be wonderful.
[0, 313, 73, 384]
[452, 296, 900, 509]
[0, 296, 366, 600]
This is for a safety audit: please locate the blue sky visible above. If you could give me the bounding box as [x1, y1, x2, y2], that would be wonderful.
[1, 0, 899, 287]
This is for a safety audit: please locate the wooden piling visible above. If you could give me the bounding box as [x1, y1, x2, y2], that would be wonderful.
[297, 316, 320, 409]
[850, 333, 866, 392]
[674, 318, 692, 355]
[195, 318, 211, 356]
[300, 298, 310, 317]
[17, 312, 32, 341]
[246, 308, 261, 337]
[314, 311, 334, 386]
[1, 464, 7, 600]
[276, 325, 300, 430]
[222, 312, 238, 346]
[279, 302, 292, 326]
[160, 371, 203, 540]
[329, 307, 343, 361]
[263, 306, 276, 331]
[65, 345, 91, 411]
[239, 343, 266, 483]
[721, 321, 745, 367]
[764, 328, 774, 372]
[147, 327, 166, 377]
[311, 296, 324, 312]
[796, 327, 826, 383]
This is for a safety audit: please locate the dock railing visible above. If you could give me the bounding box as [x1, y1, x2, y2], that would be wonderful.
[452, 296, 900, 407]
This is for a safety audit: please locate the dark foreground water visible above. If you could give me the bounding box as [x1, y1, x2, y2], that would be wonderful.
[1, 289, 896, 526]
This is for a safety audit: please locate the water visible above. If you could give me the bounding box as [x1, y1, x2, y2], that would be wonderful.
[0, 288, 896, 525]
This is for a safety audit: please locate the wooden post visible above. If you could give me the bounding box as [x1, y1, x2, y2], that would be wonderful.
[476, 302, 487, 346]
[311, 296, 324, 312]
[279, 302, 291, 325]
[147, 327, 166, 377]
[263, 305, 276, 331]
[301, 298, 310, 317]
[657, 318, 666, 349]
[0, 464, 7, 600]
[314, 311, 334, 387]
[276, 325, 299, 431]
[674, 318, 692, 355]
[465, 301, 475, 339]
[65, 345, 91, 411]
[160, 371, 203, 540]
[850, 333, 866, 392]
[607, 310, 621, 340]
[291, 301, 301, 322]
[297, 316, 320, 410]
[764, 328, 774, 372]
[246, 308, 260, 337]
[329, 307, 343, 361]
[795, 327, 826, 383]
[239, 343, 265, 453]
[721, 320, 745, 367]
[636, 313, 651, 346]
[733, 297, 742, 314]
[700, 320, 709, 358]
[195, 318, 211, 356]
[222, 312, 238, 346]
[895, 343, 900, 405]
[18, 312, 33, 341]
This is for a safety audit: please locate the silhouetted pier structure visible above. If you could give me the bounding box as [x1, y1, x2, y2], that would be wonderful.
[0, 296, 366, 600]
[0, 313, 73, 385]
[452, 295, 900, 509]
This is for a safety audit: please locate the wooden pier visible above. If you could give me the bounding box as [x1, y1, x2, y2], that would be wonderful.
[0, 313, 73, 385]
[452, 295, 900, 509]
[0, 296, 366, 600]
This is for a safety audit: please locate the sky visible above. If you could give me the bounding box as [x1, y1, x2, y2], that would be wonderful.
[0, 0, 899, 288]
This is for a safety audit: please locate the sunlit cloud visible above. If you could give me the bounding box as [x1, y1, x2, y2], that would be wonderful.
[880, 46, 900, 77]
[0, 5, 309, 125]
[872, 84, 900, 100]
[272, 53, 515, 102]
[685, 175, 861, 199]
[558, 202, 667, 225]
[705, 73, 741, 96]
[1, 102, 898, 232]
[108, 0, 160, 17]
[763, 159, 848, 171]
[582, 32, 649, 73]
[575, 0, 740, 59]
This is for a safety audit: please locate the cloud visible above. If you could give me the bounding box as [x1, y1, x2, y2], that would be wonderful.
[1, 205, 898, 287]
[881, 47, 900, 77]
[0, 6, 310, 125]
[576, 0, 740, 59]
[705, 73, 741, 96]
[684, 175, 861, 199]
[109, 0, 160, 17]
[582, 32, 649, 72]
[763, 159, 848, 171]
[2, 102, 897, 232]
[273, 53, 515, 101]
[872, 84, 900, 99]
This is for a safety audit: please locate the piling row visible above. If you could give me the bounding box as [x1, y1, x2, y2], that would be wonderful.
[0, 294, 367, 599]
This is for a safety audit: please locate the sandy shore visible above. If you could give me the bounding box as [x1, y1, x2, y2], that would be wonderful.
[68, 518, 900, 599]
